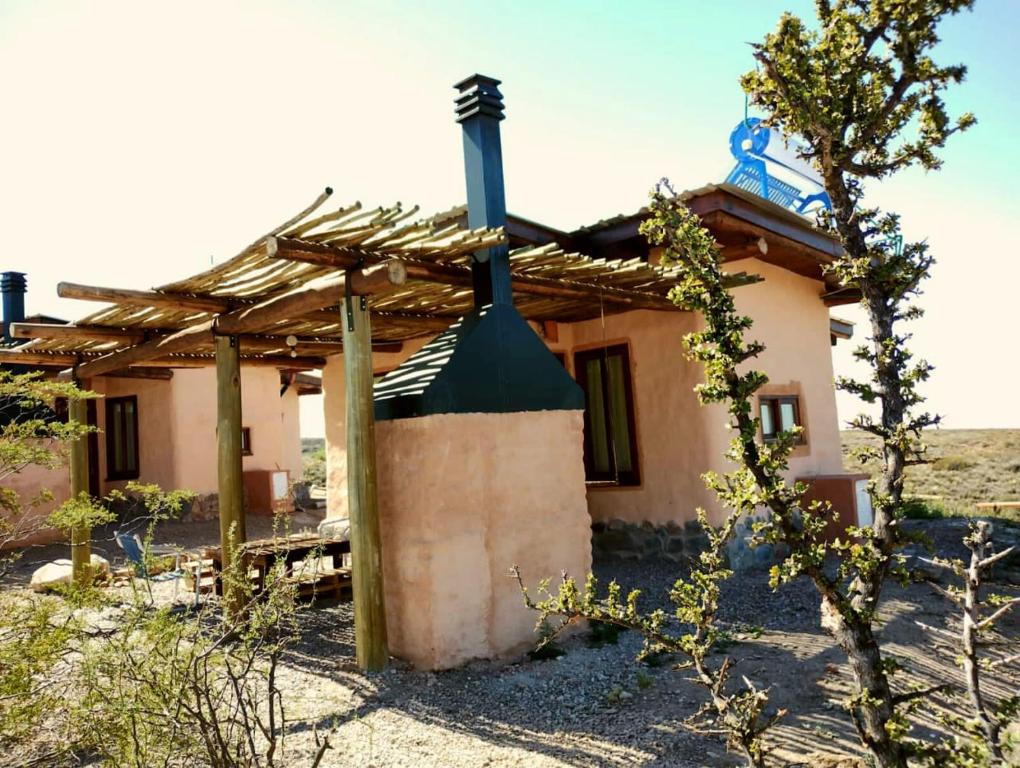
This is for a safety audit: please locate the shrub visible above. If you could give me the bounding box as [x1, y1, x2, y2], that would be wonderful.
[932, 455, 976, 472]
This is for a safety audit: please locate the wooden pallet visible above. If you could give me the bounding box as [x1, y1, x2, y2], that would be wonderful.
[285, 567, 352, 601]
[183, 556, 218, 596]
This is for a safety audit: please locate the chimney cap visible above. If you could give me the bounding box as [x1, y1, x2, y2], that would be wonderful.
[454, 73, 504, 123]
[1, 272, 26, 292]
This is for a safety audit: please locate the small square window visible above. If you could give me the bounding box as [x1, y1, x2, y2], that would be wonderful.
[759, 395, 804, 444]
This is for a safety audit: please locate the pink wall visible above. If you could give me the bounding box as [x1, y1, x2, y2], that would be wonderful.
[375, 410, 591, 669]
[1, 455, 70, 548]
[91, 376, 176, 495]
[565, 257, 844, 527]
[168, 367, 304, 494]
[558, 310, 718, 524]
[87, 367, 305, 498]
[322, 338, 430, 518]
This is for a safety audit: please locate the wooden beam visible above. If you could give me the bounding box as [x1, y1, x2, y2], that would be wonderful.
[270, 236, 685, 313]
[12, 321, 347, 358]
[343, 299, 388, 671]
[372, 311, 458, 332]
[237, 354, 326, 369]
[68, 392, 91, 587]
[58, 281, 231, 314]
[0, 350, 79, 367]
[10, 322, 145, 344]
[215, 259, 407, 337]
[234, 337, 343, 355]
[216, 335, 245, 619]
[106, 367, 174, 381]
[74, 321, 215, 379]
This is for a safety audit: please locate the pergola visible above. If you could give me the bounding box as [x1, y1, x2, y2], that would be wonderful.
[1, 187, 758, 668]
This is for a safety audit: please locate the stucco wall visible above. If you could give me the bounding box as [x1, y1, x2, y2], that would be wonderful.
[87, 367, 306, 498]
[91, 376, 176, 495]
[280, 385, 303, 482]
[322, 338, 430, 517]
[558, 311, 718, 526]
[375, 409, 591, 669]
[1, 457, 70, 548]
[168, 367, 304, 494]
[562, 258, 843, 527]
[707, 258, 845, 504]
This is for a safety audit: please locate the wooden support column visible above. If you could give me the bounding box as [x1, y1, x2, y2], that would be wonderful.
[68, 389, 91, 587]
[215, 334, 246, 616]
[343, 292, 388, 671]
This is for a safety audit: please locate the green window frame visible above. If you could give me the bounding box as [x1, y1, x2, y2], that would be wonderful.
[574, 344, 640, 486]
[105, 395, 139, 480]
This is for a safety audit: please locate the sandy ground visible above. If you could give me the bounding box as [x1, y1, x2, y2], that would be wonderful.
[6, 517, 1020, 767]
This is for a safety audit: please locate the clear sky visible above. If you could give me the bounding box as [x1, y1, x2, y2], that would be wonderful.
[1, 1, 1016, 438]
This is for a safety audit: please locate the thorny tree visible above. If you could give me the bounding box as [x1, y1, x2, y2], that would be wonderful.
[736, 1, 980, 765]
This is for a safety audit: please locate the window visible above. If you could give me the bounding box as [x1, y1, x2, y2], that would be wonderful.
[574, 344, 640, 486]
[241, 427, 253, 456]
[759, 395, 804, 443]
[105, 396, 139, 480]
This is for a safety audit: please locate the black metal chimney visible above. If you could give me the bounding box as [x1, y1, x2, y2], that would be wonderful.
[455, 74, 511, 307]
[1, 272, 26, 343]
[372, 75, 583, 420]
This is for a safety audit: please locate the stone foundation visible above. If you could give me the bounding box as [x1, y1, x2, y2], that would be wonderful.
[592, 516, 777, 571]
[591, 519, 709, 562]
[183, 492, 220, 522]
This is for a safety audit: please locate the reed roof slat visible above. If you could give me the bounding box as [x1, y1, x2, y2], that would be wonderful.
[16, 187, 738, 366]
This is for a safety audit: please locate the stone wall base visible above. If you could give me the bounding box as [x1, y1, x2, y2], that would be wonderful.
[591, 519, 709, 562]
[184, 492, 220, 522]
[591, 517, 779, 571]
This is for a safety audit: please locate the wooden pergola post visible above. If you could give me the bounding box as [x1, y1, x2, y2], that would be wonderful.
[343, 291, 388, 671]
[68, 386, 91, 587]
[215, 334, 246, 617]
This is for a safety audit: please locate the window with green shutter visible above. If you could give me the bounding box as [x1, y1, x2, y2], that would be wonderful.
[574, 345, 640, 486]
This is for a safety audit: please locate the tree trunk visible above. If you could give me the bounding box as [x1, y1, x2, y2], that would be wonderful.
[963, 523, 1004, 761]
[820, 596, 909, 767]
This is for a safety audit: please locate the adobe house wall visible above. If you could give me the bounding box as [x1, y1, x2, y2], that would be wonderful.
[168, 367, 304, 495]
[561, 258, 843, 530]
[92, 376, 177, 495]
[715, 257, 844, 485]
[0, 455, 70, 548]
[558, 310, 718, 527]
[374, 410, 590, 669]
[322, 338, 431, 519]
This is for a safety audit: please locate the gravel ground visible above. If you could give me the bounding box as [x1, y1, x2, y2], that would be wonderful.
[270, 522, 1018, 767]
[7, 517, 1019, 767]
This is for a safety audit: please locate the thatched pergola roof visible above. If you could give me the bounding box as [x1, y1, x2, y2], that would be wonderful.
[2, 187, 759, 376]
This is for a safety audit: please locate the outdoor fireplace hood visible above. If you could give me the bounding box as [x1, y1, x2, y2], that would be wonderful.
[373, 75, 583, 420]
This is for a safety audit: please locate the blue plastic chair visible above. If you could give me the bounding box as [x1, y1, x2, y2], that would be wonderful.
[115, 531, 185, 603]
[725, 118, 832, 214]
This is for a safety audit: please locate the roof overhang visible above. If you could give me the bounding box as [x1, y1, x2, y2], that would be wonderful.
[830, 316, 854, 344]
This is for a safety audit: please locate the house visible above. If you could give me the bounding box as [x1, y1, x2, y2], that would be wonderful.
[0, 271, 318, 547]
[322, 182, 857, 573]
[0, 73, 861, 670]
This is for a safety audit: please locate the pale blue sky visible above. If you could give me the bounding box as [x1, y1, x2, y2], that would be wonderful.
[0, 1, 1016, 435]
